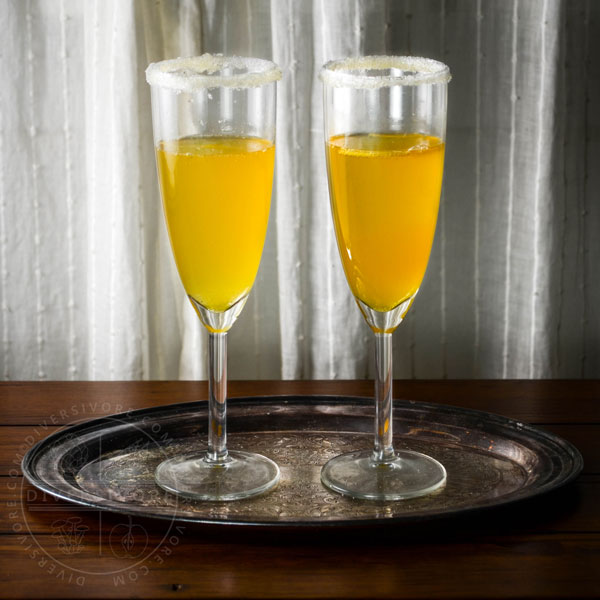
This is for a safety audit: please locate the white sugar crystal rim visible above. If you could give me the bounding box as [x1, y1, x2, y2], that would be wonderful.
[146, 54, 282, 90]
[320, 56, 451, 88]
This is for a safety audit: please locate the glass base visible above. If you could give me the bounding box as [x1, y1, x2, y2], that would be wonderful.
[321, 449, 446, 500]
[155, 450, 280, 501]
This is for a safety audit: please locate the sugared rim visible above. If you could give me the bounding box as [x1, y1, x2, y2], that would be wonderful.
[146, 54, 282, 91]
[320, 55, 451, 88]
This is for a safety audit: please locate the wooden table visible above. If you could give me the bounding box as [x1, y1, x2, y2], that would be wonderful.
[1, 380, 599, 599]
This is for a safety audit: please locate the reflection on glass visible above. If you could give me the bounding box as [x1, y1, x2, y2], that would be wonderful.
[147, 55, 281, 501]
[321, 56, 451, 500]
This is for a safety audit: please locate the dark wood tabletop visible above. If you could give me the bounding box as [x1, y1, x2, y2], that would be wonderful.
[1, 380, 599, 599]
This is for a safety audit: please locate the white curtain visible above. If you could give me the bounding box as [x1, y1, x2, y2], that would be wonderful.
[0, 0, 598, 380]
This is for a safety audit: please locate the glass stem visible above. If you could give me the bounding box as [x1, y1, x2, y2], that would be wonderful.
[373, 332, 395, 462]
[207, 331, 228, 463]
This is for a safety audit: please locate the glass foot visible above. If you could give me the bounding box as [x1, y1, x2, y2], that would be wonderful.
[321, 449, 446, 500]
[155, 450, 280, 501]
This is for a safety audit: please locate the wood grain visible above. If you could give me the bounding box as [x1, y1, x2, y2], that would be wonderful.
[0, 380, 598, 599]
[1, 380, 598, 425]
[0, 426, 61, 476]
[0, 533, 599, 599]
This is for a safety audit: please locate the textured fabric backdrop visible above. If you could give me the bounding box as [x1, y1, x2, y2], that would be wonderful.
[0, 0, 598, 380]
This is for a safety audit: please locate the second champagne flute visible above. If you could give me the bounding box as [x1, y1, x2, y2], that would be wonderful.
[146, 55, 281, 501]
[320, 56, 451, 500]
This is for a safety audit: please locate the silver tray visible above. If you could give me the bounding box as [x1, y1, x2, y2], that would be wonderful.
[22, 396, 583, 527]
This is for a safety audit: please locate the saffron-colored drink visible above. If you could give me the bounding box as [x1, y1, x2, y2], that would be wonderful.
[157, 136, 274, 312]
[326, 132, 444, 314]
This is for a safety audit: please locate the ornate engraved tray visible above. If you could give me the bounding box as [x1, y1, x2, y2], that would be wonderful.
[22, 396, 583, 526]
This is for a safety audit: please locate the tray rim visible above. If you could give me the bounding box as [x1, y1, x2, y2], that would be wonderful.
[21, 395, 584, 528]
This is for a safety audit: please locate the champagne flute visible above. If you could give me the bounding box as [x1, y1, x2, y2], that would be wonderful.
[146, 55, 281, 501]
[320, 56, 451, 500]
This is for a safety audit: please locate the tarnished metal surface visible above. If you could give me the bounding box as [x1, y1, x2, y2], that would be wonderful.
[22, 397, 583, 526]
